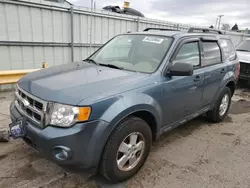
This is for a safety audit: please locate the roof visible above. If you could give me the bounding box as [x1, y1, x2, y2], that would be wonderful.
[127, 28, 230, 39]
[133, 30, 183, 37]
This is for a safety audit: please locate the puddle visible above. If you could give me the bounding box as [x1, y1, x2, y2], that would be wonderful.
[230, 99, 250, 115]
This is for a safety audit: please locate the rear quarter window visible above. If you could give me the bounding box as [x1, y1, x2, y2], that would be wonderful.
[220, 39, 236, 61]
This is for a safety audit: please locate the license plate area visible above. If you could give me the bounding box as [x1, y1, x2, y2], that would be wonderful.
[9, 118, 27, 139]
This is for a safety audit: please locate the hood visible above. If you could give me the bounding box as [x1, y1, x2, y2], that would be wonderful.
[237, 51, 250, 63]
[18, 61, 148, 105]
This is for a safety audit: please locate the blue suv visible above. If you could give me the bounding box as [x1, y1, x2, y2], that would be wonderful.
[10, 28, 239, 183]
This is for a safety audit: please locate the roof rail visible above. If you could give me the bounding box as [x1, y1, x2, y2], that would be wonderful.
[188, 27, 223, 34]
[143, 28, 180, 32]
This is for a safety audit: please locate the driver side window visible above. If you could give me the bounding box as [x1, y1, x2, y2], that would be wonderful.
[173, 41, 200, 67]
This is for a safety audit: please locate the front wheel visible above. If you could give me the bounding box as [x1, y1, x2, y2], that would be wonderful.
[100, 116, 152, 183]
[207, 87, 232, 122]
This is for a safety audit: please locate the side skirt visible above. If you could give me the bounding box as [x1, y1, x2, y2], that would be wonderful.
[157, 106, 213, 138]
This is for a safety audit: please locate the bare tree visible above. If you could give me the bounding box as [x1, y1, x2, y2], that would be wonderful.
[221, 23, 230, 30]
[232, 23, 239, 31]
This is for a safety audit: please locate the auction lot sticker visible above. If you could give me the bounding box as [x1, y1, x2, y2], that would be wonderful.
[143, 36, 164, 44]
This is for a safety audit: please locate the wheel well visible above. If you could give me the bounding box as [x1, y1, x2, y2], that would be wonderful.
[131, 111, 157, 141]
[98, 110, 158, 169]
[226, 81, 236, 95]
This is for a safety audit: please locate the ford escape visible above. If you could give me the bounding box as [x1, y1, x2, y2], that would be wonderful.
[9, 27, 239, 183]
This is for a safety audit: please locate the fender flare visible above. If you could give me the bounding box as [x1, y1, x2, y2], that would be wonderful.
[215, 77, 236, 103]
[95, 94, 162, 165]
[100, 94, 162, 135]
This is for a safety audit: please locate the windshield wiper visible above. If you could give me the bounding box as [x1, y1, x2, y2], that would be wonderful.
[84, 59, 124, 70]
[84, 58, 99, 65]
[99, 63, 124, 70]
[236, 49, 250, 52]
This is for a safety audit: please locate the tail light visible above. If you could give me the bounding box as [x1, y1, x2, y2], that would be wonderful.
[237, 63, 240, 77]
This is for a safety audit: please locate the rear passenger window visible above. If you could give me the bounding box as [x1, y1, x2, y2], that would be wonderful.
[221, 39, 236, 60]
[202, 42, 222, 66]
[174, 42, 200, 67]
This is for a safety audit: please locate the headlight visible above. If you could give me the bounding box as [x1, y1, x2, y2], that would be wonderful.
[50, 103, 91, 127]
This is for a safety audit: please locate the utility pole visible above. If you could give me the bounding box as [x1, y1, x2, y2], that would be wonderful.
[215, 17, 218, 29]
[217, 15, 224, 30]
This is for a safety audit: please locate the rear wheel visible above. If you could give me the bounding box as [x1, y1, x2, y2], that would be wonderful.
[207, 87, 232, 122]
[100, 116, 152, 183]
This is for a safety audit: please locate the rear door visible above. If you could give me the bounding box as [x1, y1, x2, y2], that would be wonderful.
[201, 37, 227, 107]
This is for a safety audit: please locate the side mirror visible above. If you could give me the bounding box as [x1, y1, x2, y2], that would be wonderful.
[168, 62, 193, 76]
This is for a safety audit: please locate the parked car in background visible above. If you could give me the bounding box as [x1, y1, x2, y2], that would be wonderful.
[9, 28, 239, 183]
[102, 5, 145, 17]
[236, 38, 250, 80]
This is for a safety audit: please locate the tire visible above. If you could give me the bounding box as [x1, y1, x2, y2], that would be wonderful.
[207, 87, 232, 122]
[100, 116, 152, 183]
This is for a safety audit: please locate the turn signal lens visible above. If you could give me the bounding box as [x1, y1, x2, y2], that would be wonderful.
[78, 107, 91, 121]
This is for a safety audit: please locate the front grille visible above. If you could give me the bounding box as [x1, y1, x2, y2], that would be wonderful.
[240, 62, 250, 75]
[15, 86, 47, 127]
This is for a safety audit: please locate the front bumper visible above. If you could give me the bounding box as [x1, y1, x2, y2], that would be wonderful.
[239, 62, 250, 80]
[239, 75, 250, 80]
[10, 101, 109, 171]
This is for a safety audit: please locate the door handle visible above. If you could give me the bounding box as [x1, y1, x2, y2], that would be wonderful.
[220, 68, 226, 73]
[193, 75, 201, 82]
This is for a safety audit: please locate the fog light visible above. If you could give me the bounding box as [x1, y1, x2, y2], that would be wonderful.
[52, 146, 72, 161]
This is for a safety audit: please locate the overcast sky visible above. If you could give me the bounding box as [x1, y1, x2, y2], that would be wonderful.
[68, 0, 250, 29]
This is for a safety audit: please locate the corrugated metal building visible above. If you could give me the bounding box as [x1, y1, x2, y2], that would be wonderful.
[0, 0, 249, 72]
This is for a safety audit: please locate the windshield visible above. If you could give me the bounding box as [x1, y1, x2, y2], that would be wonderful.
[236, 39, 250, 52]
[90, 34, 173, 73]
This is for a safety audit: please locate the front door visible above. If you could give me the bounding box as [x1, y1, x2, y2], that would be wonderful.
[161, 38, 205, 126]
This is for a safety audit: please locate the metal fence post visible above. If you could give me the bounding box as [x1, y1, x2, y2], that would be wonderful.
[136, 17, 140, 31]
[70, 6, 74, 62]
[89, 0, 93, 53]
[176, 24, 179, 30]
